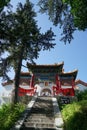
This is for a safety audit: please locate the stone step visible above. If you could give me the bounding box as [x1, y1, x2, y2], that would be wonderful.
[26, 118, 54, 122]
[26, 115, 54, 120]
[30, 108, 53, 114]
[23, 122, 56, 128]
[25, 120, 54, 124]
[20, 97, 59, 130]
[21, 127, 57, 130]
[28, 114, 47, 117]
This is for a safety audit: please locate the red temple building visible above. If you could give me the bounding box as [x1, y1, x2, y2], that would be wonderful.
[26, 62, 77, 96]
[2, 62, 78, 97]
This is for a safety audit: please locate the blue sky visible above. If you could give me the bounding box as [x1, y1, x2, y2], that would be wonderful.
[0, 0, 87, 93]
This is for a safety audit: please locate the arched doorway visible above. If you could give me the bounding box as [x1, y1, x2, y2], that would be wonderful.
[40, 87, 52, 96]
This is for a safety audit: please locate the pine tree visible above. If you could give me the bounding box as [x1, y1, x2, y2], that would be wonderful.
[0, 0, 55, 103]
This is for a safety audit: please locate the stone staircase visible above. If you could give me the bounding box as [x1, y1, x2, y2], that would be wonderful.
[20, 97, 58, 130]
[11, 96, 63, 130]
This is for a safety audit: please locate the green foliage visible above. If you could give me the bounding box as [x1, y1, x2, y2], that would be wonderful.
[0, 0, 55, 103]
[77, 90, 87, 101]
[38, 0, 63, 26]
[64, 0, 87, 30]
[0, 0, 10, 8]
[61, 91, 87, 129]
[38, 0, 87, 43]
[0, 103, 25, 130]
[62, 100, 87, 130]
[38, 0, 75, 43]
[0, 0, 55, 79]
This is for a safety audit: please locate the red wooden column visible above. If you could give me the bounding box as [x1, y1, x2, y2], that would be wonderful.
[55, 74, 61, 94]
[30, 74, 34, 88]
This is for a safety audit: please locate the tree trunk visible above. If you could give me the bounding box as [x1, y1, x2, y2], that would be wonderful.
[13, 46, 24, 104]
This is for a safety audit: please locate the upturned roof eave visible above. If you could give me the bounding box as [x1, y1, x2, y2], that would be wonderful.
[75, 79, 87, 86]
[27, 61, 64, 68]
[60, 69, 78, 80]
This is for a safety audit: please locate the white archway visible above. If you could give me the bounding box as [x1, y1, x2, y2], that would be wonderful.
[40, 87, 53, 96]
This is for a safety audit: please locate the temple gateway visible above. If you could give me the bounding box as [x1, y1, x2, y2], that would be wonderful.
[18, 62, 78, 97]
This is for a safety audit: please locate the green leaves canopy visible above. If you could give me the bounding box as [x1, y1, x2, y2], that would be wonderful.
[0, 0, 10, 11]
[64, 0, 87, 30]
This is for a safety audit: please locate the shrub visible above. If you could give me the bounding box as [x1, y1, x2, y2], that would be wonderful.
[0, 103, 25, 130]
[77, 90, 87, 101]
[62, 100, 87, 130]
